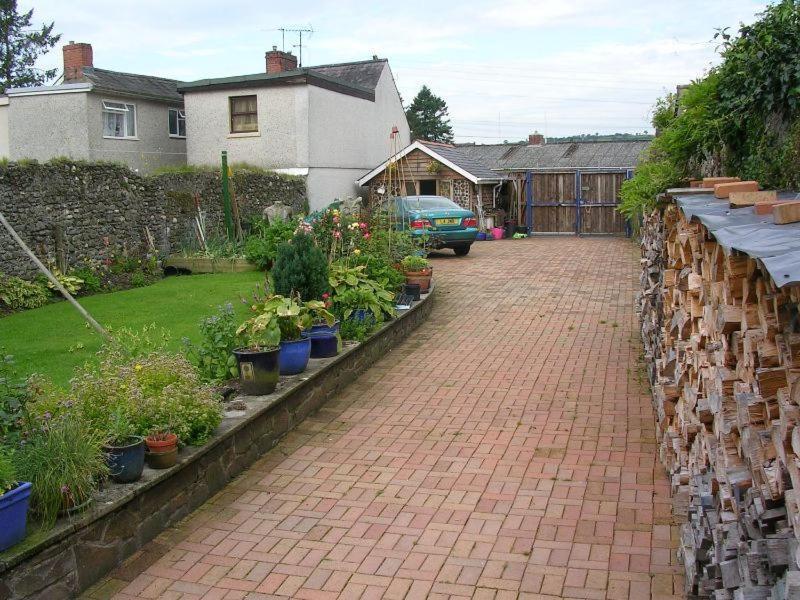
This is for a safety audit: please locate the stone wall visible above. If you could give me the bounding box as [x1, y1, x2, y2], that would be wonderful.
[0, 161, 307, 278]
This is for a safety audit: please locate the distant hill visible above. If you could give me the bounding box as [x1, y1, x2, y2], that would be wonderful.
[544, 133, 654, 143]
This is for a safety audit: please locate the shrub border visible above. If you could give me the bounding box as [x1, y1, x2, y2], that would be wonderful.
[0, 287, 435, 599]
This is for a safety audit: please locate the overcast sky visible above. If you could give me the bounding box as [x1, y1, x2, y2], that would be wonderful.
[23, 0, 768, 142]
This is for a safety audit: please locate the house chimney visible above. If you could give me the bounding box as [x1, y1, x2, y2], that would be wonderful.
[528, 132, 545, 146]
[63, 41, 93, 82]
[266, 46, 298, 74]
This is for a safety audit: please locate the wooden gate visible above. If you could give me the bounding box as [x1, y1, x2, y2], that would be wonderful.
[525, 170, 630, 235]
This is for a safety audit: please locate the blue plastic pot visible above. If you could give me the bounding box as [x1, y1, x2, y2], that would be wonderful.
[0, 481, 32, 551]
[301, 331, 341, 358]
[476, 231, 487, 241]
[104, 437, 145, 483]
[279, 338, 312, 375]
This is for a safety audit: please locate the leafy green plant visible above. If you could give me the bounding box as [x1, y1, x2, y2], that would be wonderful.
[339, 318, 374, 342]
[328, 263, 396, 321]
[105, 407, 137, 446]
[0, 353, 28, 443]
[70, 266, 103, 293]
[243, 217, 298, 270]
[130, 272, 147, 288]
[183, 303, 240, 382]
[351, 253, 405, 293]
[272, 233, 329, 301]
[401, 255, 430, 272]
[0, 273, 50, 311]
[0, 447, 17, 494]
[13, 412, 108, 526]
[239, 293, 335, 345]
[45, 268, 84, 295]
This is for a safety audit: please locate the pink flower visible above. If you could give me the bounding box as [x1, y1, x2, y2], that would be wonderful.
[359, 222, 368, 229]
[322, 292, 330, 299]
[363, 232, 370, 239]
[333, 230, 342, 239]
[333, 216, 340, 224]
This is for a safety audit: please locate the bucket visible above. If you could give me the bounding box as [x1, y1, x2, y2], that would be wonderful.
[0, 482, 32, 551]
[491, 227, 505, 240]
[475, 231, 487, 241]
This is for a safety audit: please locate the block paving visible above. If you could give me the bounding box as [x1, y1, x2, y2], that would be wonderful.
[86, 237, 683, 599]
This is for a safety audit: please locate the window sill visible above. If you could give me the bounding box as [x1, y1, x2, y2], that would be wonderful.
[228, 131, 260, 138]
[169, 135, 187, 139]
[103, 136, 139, 141]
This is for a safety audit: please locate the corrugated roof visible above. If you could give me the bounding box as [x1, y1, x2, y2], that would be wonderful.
[81, 67, 183, 103]
[419, 141, 501, 181]
[456, 139, 650, 171]
[671, 190, 800, 288]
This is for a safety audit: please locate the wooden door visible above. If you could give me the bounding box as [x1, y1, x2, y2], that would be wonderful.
[578, 172, 627, 234]
[531, 173, 575, 233]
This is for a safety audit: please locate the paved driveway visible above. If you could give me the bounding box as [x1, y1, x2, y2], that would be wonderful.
[90, 237, 682, 600]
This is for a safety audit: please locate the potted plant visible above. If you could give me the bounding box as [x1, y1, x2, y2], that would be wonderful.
[329, 263, 396, 324]
[401, 255, 432, 293]
[102, 409, 145, 484]
[298, 296, 339, 359]
[234, 307, 282, 395]
[0, 448, 32, 551]
[273, 294, 335, 374]
[145, 430, 179, 470]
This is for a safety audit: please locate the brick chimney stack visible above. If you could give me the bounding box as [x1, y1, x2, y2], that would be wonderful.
[528, 132, 545, 146]
[63, 42, 93, 82]
[265, 46, 298, 74]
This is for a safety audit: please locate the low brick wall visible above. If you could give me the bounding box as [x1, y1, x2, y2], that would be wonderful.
[0, 289, 434, 600]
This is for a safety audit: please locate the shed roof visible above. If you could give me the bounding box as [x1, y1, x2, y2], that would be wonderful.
[81, 67, 183, 103]
[456, 139, 650, 171]
[356, 140, 506, 186]
[670, 189, 800, 288]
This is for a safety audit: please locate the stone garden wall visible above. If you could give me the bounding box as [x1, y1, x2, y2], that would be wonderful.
[0, 161, 308, 278]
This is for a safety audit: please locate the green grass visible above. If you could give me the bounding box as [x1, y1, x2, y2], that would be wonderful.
[0, 271, 265, 386]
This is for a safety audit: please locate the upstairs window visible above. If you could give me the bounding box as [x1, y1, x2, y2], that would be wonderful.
[229, 95, 257, 133]
[169, 107, 186, 137]
[102, 100, 136, 138]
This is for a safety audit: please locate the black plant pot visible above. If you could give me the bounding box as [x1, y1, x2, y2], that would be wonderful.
[404, 283, 421, 301]
[233, 346, 281, 395]
[103, 436, 145, 483]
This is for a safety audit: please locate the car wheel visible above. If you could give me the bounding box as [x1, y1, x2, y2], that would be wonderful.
[454, 245, 471, 256]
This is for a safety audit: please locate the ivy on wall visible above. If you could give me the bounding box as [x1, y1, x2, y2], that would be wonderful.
[619, 0, 800, 223]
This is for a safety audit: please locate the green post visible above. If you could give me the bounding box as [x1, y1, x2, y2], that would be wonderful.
[220, 150, 234, 240]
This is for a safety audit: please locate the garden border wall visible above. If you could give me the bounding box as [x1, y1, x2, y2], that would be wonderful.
[0, 288, 435, 600]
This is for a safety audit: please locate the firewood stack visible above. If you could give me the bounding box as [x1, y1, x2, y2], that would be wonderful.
[638, 198, 800, 598]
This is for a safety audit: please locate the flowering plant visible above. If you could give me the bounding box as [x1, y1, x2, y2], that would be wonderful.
[301, 208, 370, 263]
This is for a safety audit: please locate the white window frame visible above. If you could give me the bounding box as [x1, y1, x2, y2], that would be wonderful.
[168, 107, 186, 138]
[102, 100, 137, 140]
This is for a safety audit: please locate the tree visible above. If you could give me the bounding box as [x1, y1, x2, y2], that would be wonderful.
[405, 85, 454, 143]
[0, 1, 60, 92]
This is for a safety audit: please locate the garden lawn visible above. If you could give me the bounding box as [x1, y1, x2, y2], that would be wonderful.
[0, 271, 265, 386]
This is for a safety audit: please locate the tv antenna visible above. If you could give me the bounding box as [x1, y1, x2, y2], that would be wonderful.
[277, 26, 314, 67]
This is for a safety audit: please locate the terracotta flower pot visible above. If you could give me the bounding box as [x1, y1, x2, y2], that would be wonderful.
[146, 447, 178, 470]
[145, 432, 178, 453]
[405, 267, 432, 293]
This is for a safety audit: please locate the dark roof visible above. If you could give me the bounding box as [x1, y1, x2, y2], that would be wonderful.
[419, 141, 501, 181]
[456, 139, 650, 171]
[81, 67, 183, 103]
[177, 59, 387, 101]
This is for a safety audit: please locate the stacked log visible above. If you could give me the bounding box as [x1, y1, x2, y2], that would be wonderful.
[638, 199, 800, 598]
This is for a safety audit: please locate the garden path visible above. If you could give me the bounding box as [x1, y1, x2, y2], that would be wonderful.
[87, 237, 683, 600]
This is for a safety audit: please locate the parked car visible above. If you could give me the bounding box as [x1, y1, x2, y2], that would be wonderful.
[391, 196, 478, 256]
[307, 196, 478, 255]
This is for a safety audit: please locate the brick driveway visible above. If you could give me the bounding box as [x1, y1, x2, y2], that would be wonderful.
[89, 237, 682, 600]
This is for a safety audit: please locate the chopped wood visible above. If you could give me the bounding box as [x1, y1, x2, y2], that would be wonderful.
[638, 196, 799, 599]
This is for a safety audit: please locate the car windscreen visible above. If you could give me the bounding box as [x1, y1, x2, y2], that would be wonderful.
[403, 197, 460, 211]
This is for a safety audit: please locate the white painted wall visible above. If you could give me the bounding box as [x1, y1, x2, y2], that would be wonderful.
[0, 98, 9, 159]
[9, 91, 90, 161]
[7, 90, 186, 172]
[86, 93, 186, 172]
[183, 85, 310, 169]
